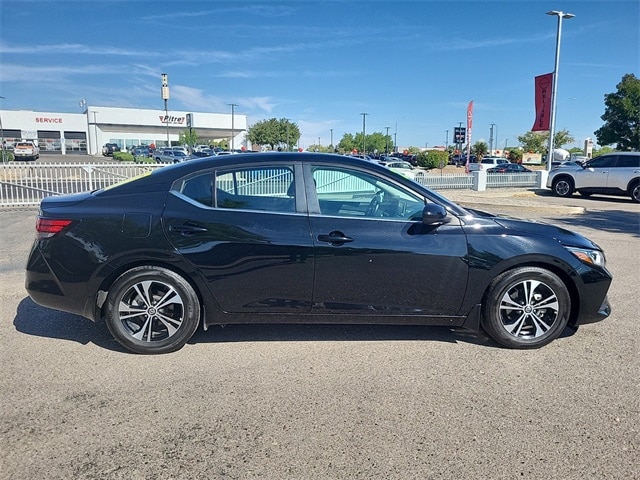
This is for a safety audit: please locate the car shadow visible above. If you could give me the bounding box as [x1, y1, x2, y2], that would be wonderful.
[13, 297, 128, 353]
[542, 209, 640, 237]
[14, 297, 579, 353]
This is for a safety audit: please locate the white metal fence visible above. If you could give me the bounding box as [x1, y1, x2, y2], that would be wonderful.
[0, 162, 163, 207]
[0, 162, 540, 208]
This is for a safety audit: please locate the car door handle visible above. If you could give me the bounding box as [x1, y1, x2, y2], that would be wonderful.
[317, 231, 354, 245]
[170, 223, 208, 235]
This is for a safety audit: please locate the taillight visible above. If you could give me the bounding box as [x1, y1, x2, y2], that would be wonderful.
[36, 217, 73, 239]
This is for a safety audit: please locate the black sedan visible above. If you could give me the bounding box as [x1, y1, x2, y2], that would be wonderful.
[25, 153, 612, 354]
[486, 163, 532, 173]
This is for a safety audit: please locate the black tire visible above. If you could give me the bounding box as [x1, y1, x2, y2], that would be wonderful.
[104, 266, 201, 354]
[552, 176, 574, 197]
[630, 181, 640, 203]
[481, 267, 571, 349]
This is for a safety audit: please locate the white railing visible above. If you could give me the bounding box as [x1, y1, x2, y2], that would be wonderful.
[0, 162, 541, 208]
[0, 162, 163, 207]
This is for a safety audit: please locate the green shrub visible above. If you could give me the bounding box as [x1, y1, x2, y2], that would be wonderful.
[112, 151, 135, 162]
[416, 150, 448, 170]
[1, 150, 15, 162]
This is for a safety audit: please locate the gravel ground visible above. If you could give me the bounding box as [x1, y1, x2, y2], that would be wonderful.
[1, 194, 638, 480]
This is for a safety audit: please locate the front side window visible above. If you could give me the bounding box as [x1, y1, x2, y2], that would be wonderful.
[311, 166, 424, 219]
[215, 166, 295, 213]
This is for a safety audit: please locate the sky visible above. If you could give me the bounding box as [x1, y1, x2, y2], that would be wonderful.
[0, 0, 638, 150]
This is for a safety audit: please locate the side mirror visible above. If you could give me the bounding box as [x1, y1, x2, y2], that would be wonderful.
[422, 203, 450, 225]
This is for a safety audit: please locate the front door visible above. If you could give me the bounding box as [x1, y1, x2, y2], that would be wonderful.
[307, 165, 468, 317]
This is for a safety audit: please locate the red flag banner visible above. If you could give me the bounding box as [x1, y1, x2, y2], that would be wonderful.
[465, 100, 473, 172]
[532, 73, 553, 131]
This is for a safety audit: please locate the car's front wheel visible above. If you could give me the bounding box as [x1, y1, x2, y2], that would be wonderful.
[481, 267, 571, 349]
[104, 266, 201, 354]
[552, 177, 574, 197]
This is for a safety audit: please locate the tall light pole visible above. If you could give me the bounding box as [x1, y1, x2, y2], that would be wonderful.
[445, 129, 449, 149]
[385, 126, 390, 154]
[360, 112, 368, 154]
[489, 123, 499, 156]
[546, 10, 574, 170]
[161, 74, 170, 147]
[228, 103, 238, 151]
[91, 111, 99, 155]
[330, 128, 333, 149]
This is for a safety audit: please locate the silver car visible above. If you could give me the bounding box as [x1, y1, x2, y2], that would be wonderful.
[546, 152, 640, 202]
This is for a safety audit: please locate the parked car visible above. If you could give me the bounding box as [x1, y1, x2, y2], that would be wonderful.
[132, 146, 151, 158]
[172, 146, 190, 156]
[13, 141, 40, 161]
[154, 149, 190, 164]
[486, 164, 532, 174]
[102, 143, 121, 156]
[468, 157, 509, 171]
[384, 160, 424, 180]
[546, 152, 640, 202]
[25, 153, 612, 354]
[190, 149, 217, 158]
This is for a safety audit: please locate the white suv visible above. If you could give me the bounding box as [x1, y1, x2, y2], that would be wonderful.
[547, 152, 640, 203]
[468, 156, 509, 171]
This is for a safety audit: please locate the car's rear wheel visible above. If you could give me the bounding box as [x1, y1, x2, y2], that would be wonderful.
[552, 177, 574, 197]
[481, 267, 571, 349]
[104, 266, 201, 354]
[630, 181, 640, 203]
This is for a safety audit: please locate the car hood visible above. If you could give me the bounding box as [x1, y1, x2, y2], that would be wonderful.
[491, 215, 601, 250]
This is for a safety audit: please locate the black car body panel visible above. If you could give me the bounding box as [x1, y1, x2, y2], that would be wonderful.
[25, 153, 613, 352]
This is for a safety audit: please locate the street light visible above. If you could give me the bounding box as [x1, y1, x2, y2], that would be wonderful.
[385, 126, 390, 153]
[489, 123, 498, 156]
[91, 111, 99, 155]
[161, 74, 170, 147]
[360, 113, 368, 154]
[228, 103, 238, 151]
[546, 10, 574, 170]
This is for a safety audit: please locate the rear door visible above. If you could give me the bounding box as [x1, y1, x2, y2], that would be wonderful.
[608, 154, 640, 191]
[163, 162, 315, 314]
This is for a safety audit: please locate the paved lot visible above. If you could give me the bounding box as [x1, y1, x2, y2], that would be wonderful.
[1, 192, 638, 479]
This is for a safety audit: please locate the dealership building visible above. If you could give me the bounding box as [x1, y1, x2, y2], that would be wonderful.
[0, 106, 248, 155]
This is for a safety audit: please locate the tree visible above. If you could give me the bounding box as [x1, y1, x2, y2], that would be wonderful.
[179, 130, 199, 147]
[472, 141, 488, 159]
[247, 118, 301, 150]
[517, 129, 574, 154]
[337, 132, 393, 154]
[594, 74, 640, 151]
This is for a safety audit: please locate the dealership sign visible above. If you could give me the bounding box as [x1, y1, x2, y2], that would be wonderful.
[35, 117, 63, 124]
[159, 115, 185, 125]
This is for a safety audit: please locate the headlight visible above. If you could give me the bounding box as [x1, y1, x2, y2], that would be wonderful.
[566, 246, 606, 267]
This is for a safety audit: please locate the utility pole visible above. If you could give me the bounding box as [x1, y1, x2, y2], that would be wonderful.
[228, 103, 238, 151]
[360, 112, 368, 154]
[385, 126, 390, 154]
[161, 74, 170, 147]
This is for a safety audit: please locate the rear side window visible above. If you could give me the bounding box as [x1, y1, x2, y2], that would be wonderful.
[215, 166, 296, 213]
[176, 172, 213, 207]
[615, 155, 640, 168]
